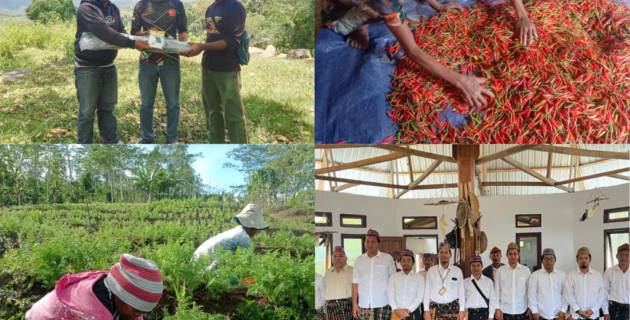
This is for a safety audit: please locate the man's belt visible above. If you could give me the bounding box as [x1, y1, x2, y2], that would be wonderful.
[468, 308, 489, 313]
[610, 300, 630, 310]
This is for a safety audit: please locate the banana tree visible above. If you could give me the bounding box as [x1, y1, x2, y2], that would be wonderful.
[133, 167, 159, 203]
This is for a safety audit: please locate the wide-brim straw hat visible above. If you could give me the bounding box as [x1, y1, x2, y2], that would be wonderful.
[233, 204, 270, 230]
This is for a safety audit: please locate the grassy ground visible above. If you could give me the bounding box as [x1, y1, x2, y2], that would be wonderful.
[0, 49, 314, 144]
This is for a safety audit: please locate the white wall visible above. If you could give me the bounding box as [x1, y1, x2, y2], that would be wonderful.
[315, 184, 630, 273]
[571, 183, 630, 272]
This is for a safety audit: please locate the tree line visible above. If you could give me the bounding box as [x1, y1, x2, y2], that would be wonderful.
[0, 145, 314, 207]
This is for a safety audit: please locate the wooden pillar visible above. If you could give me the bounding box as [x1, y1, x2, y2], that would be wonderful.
[452, 145, 480, 279]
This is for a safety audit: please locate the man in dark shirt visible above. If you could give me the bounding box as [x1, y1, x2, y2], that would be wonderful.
[74, 0, 154, 144]
[181, 0, 248, 144]
[131, 0, 188, 144]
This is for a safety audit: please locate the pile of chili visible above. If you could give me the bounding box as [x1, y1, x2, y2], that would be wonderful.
[386, 0, 630, 143]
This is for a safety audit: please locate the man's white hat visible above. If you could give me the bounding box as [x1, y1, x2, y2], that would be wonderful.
[233, 204, 270, 230]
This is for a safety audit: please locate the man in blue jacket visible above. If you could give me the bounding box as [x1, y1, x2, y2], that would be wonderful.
[74, 0, 154, 144]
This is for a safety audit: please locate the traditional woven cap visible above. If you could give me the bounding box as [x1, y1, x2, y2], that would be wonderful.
[233, 204, 269, 230]
[577, 247, 591, 255]
[422, 253, 432, 260]
[104, 254, 163, 312]
[470, 255, 483, 264]
[542, 248, 556, 259]
[618, 243, 629, 254]
[438, 242, 451, 252]
[366, 229, 380, 242]
[507, 242, 520, 252]
[402, 249, 414, 258]
[333, 246, 345, 254]
[490, 247, 501, 255]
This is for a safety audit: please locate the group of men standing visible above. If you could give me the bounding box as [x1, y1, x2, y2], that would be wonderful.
[315, 229, 630, 320]
[73, 0, 248, 145]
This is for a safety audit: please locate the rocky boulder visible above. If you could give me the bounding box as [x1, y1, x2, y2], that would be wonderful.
[288, 49, 312, 59]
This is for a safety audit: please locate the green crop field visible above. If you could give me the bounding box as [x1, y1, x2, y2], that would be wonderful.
[0, 199, 315, 319]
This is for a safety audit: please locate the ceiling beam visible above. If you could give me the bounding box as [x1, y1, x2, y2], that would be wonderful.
[476, 145, 536, 165]
[372, 145, 457, 163]
[529, 145, 630, 160]
[607, 173, 630, 181]
[315, 152, 407, 175]
[395, 160, 442, 199]
[502, 156, 573, 192]
[315, 158, 617, 176]
[481, 182, 549, 187]
[333, 183, 359, 192]
[546, 152, 553, 178]
[315, 175, 457, 190]
[555, 168, 630, 185]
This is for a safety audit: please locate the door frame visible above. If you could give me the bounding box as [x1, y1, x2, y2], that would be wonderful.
[515, 232, 542, 271]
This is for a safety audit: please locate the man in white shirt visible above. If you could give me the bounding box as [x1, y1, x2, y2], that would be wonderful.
[394, 250, 403, 271]
[528, 248, 567, 320]
[494, 242, 531, 320]
[603, 243, 629, 320]
[317, 273, 327, 319]
[563, 247, 606, 320]
[419, 253, 433, 316]
[465, 255, 497, 320]
[388, 249, 425, 319]
[420, 253, 433, 279]
[352, 229, 396, 320]
[423, 242, 466, 320]
[325, 246, 354, 320]
[483, 247, 505, 282]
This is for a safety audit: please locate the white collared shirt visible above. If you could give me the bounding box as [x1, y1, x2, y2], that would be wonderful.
[324, 264, 354, 300]
[465, 274, 497, 317]
[387, 269, 425, 311]
[603, 264, 629, 314]
[528, 268, 568, 319]
[494, 263, 531, 315]
[423, 263, 466, 311]
[563, 268, 605, 319]
[316, 273, 325, 310]
[352, 250, 396, 308]
[419, 268, 429, 280]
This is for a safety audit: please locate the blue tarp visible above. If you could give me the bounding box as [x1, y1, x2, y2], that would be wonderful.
[315, 0, 477, 144]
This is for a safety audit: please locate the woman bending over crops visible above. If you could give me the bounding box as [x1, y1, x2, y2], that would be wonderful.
[327, 0, 533, 107]
[25, 254, 163, 320]
[192, 203, 269, 270]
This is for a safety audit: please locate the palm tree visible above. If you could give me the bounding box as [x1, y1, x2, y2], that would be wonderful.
[133, 167, 159, 203]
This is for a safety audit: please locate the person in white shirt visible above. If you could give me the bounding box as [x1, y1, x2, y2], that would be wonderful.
[352, 229, 396, 320]
[419, 253, 433, 316]
[483, 247, 505, 282]
[563, 247, 606, 320]
[420, 253, 433, 279]
[423, 242, 466, 320]
[317, 273, 327, 319]
[394, 250, 403, 271]
[324, 246, 354, 320]
[603, 243, 629, 320]
[494, 242, 531, 320]
[528, 248, 567, 320]
[387, 249, 425, 319]
[465, 255, 497, 320]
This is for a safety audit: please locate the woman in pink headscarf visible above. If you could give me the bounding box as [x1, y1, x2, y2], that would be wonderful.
[25, 254, 163, 320]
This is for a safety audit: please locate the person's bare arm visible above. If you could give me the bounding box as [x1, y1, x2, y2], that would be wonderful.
[180, 40, 228, 57]
[387, 22, 494, 107]
[352, 283, 360, 318]
[178, 31, 188, 42]
[511, 0, 537, 45]
[423, 0, 463, 13]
